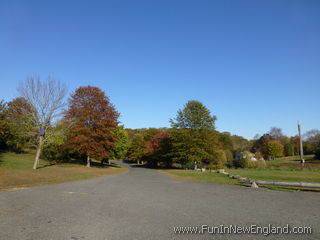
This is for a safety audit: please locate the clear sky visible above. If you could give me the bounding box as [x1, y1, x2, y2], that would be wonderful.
[1, 0, 319, 139]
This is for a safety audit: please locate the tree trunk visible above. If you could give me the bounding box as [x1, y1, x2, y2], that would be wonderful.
[33, 135, 43, 170]
[87, 155, 91, 167]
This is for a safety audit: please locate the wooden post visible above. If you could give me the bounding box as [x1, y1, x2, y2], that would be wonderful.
[298, 121, 304, 169]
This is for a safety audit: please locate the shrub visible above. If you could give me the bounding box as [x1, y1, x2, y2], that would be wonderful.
[213, 150, 227, 169]
[233, 152, 256, 168]
[255, 160, 267, 169]
[233, 157, 251, 168]
[41, 135, 69, 163]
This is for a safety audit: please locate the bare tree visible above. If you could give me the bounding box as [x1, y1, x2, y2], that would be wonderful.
[18, 76, 67, 169]
[268, 127, 284, 140]
[304, 129, 320, 147]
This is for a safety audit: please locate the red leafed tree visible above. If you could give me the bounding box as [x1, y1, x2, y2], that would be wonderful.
[146, 132, 172, 167]
[65, 86, 119, 167]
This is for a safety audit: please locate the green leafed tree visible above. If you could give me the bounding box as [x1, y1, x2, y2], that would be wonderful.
[0, 100, 9, 150]
[170, 100, 216, 129]
[126, 133, 146, 163]
[111, 126, 129, 160]
[169, 100, 219, 167]
[5, 97, 36, 152]
[267, 140, 284, 159]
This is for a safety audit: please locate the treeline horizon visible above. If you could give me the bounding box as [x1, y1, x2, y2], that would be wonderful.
[1, 76, 320, 169]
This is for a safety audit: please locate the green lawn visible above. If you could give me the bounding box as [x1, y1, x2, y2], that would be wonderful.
[162, 169, 238, 185]
[266, 155, 319, 169]
[228, 168, 320, 183]
[0, 151, 127, 191]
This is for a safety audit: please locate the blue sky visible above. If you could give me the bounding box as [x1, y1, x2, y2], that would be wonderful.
[0, 0, 319, 139]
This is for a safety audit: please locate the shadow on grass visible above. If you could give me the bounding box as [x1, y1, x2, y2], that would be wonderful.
[0, 151, 4, 165]
[0, 149, 9, 165]
[37, 163, 56, 169]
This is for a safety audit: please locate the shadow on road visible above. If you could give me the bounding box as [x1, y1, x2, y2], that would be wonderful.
[121, 159, 178, 170]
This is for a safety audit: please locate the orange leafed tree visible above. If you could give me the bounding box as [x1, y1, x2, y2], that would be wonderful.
[65, 86, 119, 167]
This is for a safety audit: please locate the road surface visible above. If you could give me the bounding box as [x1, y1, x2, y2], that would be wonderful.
[0, 162, 319, 239]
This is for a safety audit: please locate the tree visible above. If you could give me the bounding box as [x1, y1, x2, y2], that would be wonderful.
[169, 100, 218, 166]
[251, 134, 272, 158]
[126, 133, 146, 163]
[284, 142, 294, 156]
[0, 100, 8, 150]
[267, 140, 284, 159]
[110, 126, 129, 160]
[18, 76, 67, 169]
[304, 129, 320, 153]
[5, 97, 35, 152]
[41, 120, 70, 163]
[125, 128, 165, 164]
[65, 86, 119, 167]
[315, 147, 320, 160]
[145, 131, 172, 167]
[170, 100, 216, 129]
[230, 135, 249, 153]
[268, 127, 284, 140]
[218, 132, 233, 152]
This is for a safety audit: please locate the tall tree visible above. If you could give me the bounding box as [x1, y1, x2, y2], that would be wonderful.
[169, 100, 218, 166]
[0, 100, 8, 150]
[18, 76, 67, 169]
[65, 86, 119, 167]
[170, 100, 216, 129]
[5, 97, 35, 152]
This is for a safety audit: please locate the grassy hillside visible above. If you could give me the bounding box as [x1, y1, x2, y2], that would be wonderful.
[0, 152, 127, 191]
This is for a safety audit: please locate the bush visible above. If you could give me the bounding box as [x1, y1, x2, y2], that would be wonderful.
[41, 135, 69, 163]
[255, 160, 267, 169]
[233, 157, 251, 168]
[233, 153, 256, 169]
[213, 150, 227, 169]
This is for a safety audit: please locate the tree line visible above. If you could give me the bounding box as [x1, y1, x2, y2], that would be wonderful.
[124, 106, 320, 168]
[0, 77, 124, 169]
[0, 77, 320, 169]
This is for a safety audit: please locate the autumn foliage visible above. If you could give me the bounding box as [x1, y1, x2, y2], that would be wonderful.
[65, 86, 119, 165]
[145, 132, 172, 167]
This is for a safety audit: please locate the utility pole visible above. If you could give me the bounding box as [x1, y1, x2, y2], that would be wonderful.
[297, 121, 304, 169]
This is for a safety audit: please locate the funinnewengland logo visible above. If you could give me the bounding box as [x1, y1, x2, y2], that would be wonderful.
[173, 224, 312, 236]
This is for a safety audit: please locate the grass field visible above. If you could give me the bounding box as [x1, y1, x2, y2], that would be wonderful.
[162, 155, 320, 191]
[0, 152, 127, 191]
[162, 169, 238, 185]
[228, 169, 320, 183]
[266, 155, 320, 169]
